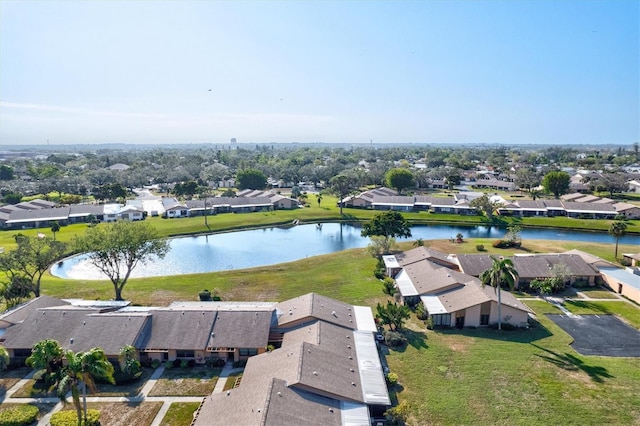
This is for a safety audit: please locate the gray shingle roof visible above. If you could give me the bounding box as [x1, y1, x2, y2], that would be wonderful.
[140, 310, 216, 350]
[276, 293, 358, 330]
[455, 254, 495, 277]
[0, 296, 70, 326]
[395, 246, 458, 269]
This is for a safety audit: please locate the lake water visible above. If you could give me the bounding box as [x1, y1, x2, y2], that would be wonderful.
[51, 223, 639, 280]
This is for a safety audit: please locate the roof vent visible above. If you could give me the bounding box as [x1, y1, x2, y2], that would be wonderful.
[226, 391, 230, 396]
[69, 338, 74, 344]
[331, 310, 337, 317]
[351, 382, 356, 386]
[313, 371, 318, 376]
[348, 356, 352, 360]
[329, 408, 334, 413]
[277, 392, 282, 397]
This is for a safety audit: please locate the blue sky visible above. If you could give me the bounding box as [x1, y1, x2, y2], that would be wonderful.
[1, 0, 638, 145]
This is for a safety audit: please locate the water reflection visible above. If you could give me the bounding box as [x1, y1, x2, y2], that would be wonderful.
[51, 223, 639, 280]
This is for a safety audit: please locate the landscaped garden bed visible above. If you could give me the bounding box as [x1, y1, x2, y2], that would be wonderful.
[148, 366, 222, 396]
[86, 401, 163, 426]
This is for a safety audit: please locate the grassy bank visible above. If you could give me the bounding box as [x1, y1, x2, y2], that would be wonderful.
[38, 239, 639, 306]
[1, 195, 638, 251]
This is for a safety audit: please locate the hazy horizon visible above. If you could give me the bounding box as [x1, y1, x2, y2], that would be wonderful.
[1, 0, 638, 146]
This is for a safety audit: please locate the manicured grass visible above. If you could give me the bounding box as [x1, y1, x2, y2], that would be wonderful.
[86, 401, 163, 426]
[222, 372, 243, 391]
[562, 300, 640, 329]
[159, 402, 201, 426]
[574, 287, 620, 299]
[385, 299, 640, 425]
[148, 367, 221, 397]
[38, 238, 638, 307]
[40, 247, 383, 307]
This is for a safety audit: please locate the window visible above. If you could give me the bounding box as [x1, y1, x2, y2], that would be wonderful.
[431, 314, 451, 326]
[239, 348, 258, 356]
[480, 314, 489, 326]
[176, 350, 195, 358]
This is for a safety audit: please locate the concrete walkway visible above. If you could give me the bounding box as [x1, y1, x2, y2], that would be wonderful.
[0, 364, 233, 426]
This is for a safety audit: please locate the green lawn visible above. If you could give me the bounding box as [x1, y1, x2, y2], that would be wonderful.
[386, 299, 640, 425]
[159, 402, 202, 426]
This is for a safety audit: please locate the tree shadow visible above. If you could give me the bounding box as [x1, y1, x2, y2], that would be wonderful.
[530, 343, 614, 383]
[563, 300, 611, 315]
[435, 317, 553, 344]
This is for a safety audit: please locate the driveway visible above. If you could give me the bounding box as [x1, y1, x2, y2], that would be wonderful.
[547, 314, 640, 357]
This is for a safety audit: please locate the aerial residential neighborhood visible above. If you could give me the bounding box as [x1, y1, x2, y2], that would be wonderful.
[1, 141, 640, 425]
[1, 0, 639, 423]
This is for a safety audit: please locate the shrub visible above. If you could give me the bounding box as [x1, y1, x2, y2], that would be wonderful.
[151, 359, 161, 369]
[50, 410, 100, 426]
[619, 258, 632, 267]
[180, 360, 189, 369]
[206, 357, 226, 367]
[385, 372, 398, 387]
[415, 302, 428, 321]
[382, 277, 397, 296]
[614, 214, 627, 221]
[188, 359, 196, 368]
[172, 359, 182, 368]
[0, 405, 39, 426]
[425, 317, 434, 330]
[198, 289, 212, 301]
[163, 360, 173, 369]
[384, 331, 407, 348]
[476, 244, 485, 251]
[233, 359, 247, 368]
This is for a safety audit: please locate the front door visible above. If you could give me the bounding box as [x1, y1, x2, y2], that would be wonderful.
[455, 314, 465, 329]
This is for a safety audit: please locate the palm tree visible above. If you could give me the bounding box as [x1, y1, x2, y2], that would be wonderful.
[479, 256, 519, 331]
[118, 345, 141, 378]
[413, 238, 424, 247]
[50, 221, 61, 241]
[608, 221, 627, 260]
[58, 348, 115, 426]
[315, 193, 323, 207]
[26, 339, 64, 377]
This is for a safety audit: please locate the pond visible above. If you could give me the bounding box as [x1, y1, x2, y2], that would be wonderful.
[51, 223, 640, 280]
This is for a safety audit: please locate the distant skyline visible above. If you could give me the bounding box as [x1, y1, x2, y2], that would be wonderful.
[1, 0, 638, 146]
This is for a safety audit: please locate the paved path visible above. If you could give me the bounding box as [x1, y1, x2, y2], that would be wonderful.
[0, 364, 232, 426]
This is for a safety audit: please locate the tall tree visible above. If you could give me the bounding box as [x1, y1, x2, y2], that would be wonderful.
[361, 211, 412, 255]
[329, 174, 353, 215]
[26, 339, 64, 377]
[0, 234, 66, 297]
[469, 194, 499, 219]
[479, 256, 519, 331]
[50, 221, 61, 241]
[118, 345, 142, 379]
[385, 168, 415, 195]
[608, 221, 627, 260]
[376, 301, 411, 331]
[59, 348, 115, 426]
[542, 171, 571, 198]
[315, 193, 323, 207]
[236, 168, 267, 190]
[74, 221, 170, 300]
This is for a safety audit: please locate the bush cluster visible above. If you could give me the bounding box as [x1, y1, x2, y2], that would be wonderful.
[50, 410, 100, 426]
[0, 405, 39, 426]
[492, 240, 520, 249]
[384, 331, 407, 347]
[385, 372, 398, 387]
